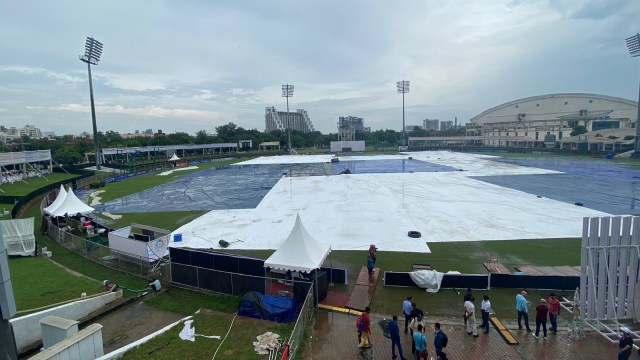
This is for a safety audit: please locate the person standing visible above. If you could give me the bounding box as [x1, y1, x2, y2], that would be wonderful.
[412, 324, 428, 360]
[464, 297, 478, 337]
[410, 302, 424, 321]
[388, 315, 407, 360]
[369, 244, 378, 264]
[434, 322, 447, 360]
[618, 327, 633, 360]
[409, 315, 426, 357]
[367, 254, 374, 283]
[516, 290, 532, 331]
[463, 288, 473, 325]
[548, 293, 560, 334]
[533, 298, 549, 339]
[357, 307, 371, 348]
[403, 296, 413, 334]
[480, 294, 491, 334]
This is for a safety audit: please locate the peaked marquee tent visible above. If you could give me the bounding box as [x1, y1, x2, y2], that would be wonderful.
[43, 185, 67, 216]
[264, 214, 331, 273]
[169, 153, 180, 161]
[44, 187, 94, 217]
[264, 214, 332, 305]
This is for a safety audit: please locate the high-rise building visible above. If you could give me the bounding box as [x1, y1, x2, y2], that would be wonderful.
[338, 116, 364, 141]
[20, 125, 42, 138]
[440, 120, 454, 130]
[265, 107, 315, 133]
[423, 119, 440, 131]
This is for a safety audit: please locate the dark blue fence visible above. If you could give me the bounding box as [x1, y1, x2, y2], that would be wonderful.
[384, 271, 579, 291]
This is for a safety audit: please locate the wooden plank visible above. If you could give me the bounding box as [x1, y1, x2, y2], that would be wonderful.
[618, 217, 632, 318]
[627, 218, 640, 319]
[483, 262, 511, 274]
[596, 217, 609, 320]
[346, 267, 380, 311]
[608, 217, 621, 319]
[345, 285, 372, 311]
[356, 266, 380, 286]
[587, 217, 599, 319]
[490, 316, 518, 345]
[580, 217, 589, 318]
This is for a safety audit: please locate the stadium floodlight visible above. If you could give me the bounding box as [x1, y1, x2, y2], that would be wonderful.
[626, 33, 640, 154]
[79, 36, 104, 170]
[397, 80, 410, 147]
[282, 84, 294, 153]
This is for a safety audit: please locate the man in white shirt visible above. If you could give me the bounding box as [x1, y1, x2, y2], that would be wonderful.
[464, 297, 478, 337]
[480, 295, 491, 334]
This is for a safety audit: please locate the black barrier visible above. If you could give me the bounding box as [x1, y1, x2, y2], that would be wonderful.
[320, 267, 347, 284]
[384, 271, 579, 291]
[490, 273, 579, 291]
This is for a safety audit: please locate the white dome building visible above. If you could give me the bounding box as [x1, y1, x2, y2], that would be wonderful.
[467, 93, 638, 150]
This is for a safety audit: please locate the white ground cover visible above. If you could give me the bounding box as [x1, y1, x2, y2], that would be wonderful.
[171, 151, 610, 253]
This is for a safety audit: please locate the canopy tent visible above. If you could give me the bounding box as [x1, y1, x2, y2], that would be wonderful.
[169, 153, 180, 161]
[43, 185, 68, 216]
[0, 218, 35, 256]
[264, 214, 331, 273]
[44, 188, 94, 217]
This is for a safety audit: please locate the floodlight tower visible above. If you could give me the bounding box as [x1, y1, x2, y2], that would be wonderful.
[79, 37, 104, 170]
[397, 80, 410, 147]
[626, 33, 640, 154]
[282, 84, 294, 153]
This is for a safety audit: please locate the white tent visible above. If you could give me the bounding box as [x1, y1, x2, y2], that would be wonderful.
[264, 214, 331, 273]
[169, 153, 180, 161]
[0, 218, 35, 256]
[44, 188, 94, 217]
[43, 185, 67, 216]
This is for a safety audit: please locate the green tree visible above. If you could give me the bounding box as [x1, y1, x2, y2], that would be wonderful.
[570, 125, 588, 137]
[195, 130, 211, 144]
[54, 146, 82, 165]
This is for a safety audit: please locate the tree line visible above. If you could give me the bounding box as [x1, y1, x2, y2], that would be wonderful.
[1, 122, 465, 165]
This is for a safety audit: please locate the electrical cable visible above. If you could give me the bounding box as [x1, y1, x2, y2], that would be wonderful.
[211, 312, 238, 360]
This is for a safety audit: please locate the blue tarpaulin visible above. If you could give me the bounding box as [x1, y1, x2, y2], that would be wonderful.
[237, 291, 297, 323]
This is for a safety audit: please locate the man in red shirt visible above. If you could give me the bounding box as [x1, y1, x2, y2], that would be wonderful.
[358, 307, 371, 348]
[533, 298, 549, 339]
[548, 293, 561, 334]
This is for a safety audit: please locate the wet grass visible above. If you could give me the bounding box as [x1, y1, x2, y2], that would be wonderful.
[8, 255, 104, 312]
[120, 310, 294, 360]
[102, 210, 207, 231]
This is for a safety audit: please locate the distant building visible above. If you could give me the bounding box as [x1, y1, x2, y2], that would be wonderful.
[440, 120, 454, 130]
[405, 125, 423, 131]
[20, 125, 42, 138]
[144, 129, 153, 135]
[338, 116, 365, 141]
[265, 107, 315, 133]
[423, 119, 440, 131]
[43, 131, 56, 138]
[154, 130, 165, 137]
[468, 93, 638, 147]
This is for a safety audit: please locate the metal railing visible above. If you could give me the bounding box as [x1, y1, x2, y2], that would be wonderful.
[46, 222, 166, 282]
[283, 286, 314, 359]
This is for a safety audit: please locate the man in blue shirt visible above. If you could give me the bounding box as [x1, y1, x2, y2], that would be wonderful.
[402, 296, 413, 334]
[412, 324, 428, 360]
[388, 315, 407, 360]
[434, 322, 446, 359]
[516, 290, 532, 331]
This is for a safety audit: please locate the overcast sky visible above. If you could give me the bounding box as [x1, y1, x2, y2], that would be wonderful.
[0, 1, 638, 136]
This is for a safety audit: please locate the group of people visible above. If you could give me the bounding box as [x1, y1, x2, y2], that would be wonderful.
[514, 290, 560, 338]
[357, 290, 637, 359]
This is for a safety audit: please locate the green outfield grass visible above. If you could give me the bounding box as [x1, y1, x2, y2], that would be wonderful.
[9, 255, 105, 312]
[104, 211, 207, 231]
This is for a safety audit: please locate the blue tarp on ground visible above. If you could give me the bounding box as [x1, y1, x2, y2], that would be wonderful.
[475, 157, 640, 215]
[237, 291, 297, 323]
